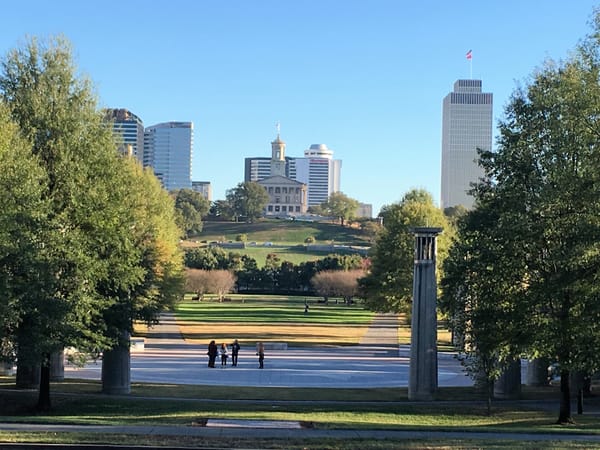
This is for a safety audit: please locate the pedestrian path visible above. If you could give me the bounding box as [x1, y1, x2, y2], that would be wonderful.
[0, 421, 599, 444]
[359, 313, 399, 346]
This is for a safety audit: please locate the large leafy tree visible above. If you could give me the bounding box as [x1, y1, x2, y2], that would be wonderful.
[320, 192, 359, 226]
[442, 15, 600, 423]
[225, 181, 269, 222]
[360, 189, 452, 313]
[0, 37, 184, 409]
[173, 188, 210, 237]
[0, 103, 48, 367]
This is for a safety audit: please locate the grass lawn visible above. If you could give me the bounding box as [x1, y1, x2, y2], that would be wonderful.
[197, 219, 370, 246]
[135, 294, 453, 347]
[1, 379, 600, 448]
[171, 296, 376, 345]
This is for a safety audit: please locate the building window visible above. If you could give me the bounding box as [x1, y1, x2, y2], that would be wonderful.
[282, 187, 287, 194]
[285, 196, 290, 203]
[275, 205, 280, 212]
[268, 205, 273, 212]
[295, 206, 300, 212]
[275, 197, 280, 203]
[282, 206, 287, 212]
[268, 187, 273, 193]
[275, 187, 280, 194]
[296, 188, 300, 194]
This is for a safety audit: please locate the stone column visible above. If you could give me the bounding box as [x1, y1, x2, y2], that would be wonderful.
[494, 359, 521, 399]
[101, 332, 131, 395]
[408, 227, 442, 401]
[49, 350, 65, 382]
[525, 358, 549, 386]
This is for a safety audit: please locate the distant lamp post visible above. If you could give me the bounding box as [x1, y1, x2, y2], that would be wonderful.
[408, 227, 442, 401]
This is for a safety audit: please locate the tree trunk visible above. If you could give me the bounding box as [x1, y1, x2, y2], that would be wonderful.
[37, 357, 51, 411]
[558, 369, 572, 424]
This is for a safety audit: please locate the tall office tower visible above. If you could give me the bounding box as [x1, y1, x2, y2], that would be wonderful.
[244, 157, 272, 182]
[441, 79, 493, 209]
[143, 122, 193, 192]
[104, 108, 144, 160]
[291, 144, 342, 206]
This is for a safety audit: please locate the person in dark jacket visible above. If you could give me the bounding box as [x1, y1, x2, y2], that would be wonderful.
[207, 340, 218, 368]
[256, 342, 265, 369]
[231, 339, 241, 366]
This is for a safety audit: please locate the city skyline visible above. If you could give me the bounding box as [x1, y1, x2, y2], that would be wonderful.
[2, 1, 597, 214]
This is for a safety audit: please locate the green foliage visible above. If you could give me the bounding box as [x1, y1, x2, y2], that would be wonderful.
[441, 15, 600, 422]
[0, 36, 184, 408]
[173, 188, 210, 237]
[320, 192, 360, 226]
[236, 233, 247, 242]
[304, 236, 315, 244]
[226, 181, 269, 222]
[361, 189, 453, 313]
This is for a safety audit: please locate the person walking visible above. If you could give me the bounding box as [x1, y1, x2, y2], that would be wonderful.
[207, 340, 218, 368]
[256, 342, 265, 369]
[219, 343, 229, 367]
[231, 339, 241, 367]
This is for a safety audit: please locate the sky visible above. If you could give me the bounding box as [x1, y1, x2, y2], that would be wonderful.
[2, 1, 598, 215]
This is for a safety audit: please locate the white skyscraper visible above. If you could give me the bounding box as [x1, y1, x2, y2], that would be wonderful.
[441, 79, 493, 209]
[291, 144, 342, 206]
[143, 122, 193, 192]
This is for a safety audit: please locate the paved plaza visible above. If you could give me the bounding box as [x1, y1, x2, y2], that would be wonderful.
[65, 313, 473, 388]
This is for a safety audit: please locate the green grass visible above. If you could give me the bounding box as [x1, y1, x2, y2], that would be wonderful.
[197, 219, 370, 246]
[2, 379, 600, 448]
[175, 296, 374, 325]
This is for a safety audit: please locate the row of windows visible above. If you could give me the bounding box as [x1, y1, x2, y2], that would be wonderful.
[265, 186, 302, 194]
[267, 205, 301, 213]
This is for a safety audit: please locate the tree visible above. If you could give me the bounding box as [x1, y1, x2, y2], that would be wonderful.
[211, 270, 237, 301]
[320, 192, 359, 226]
[0, 103, 48, 370]
[185, 269, 213, 301]
[311, 270, 365, 304]
[173, 189, 210, 238]
[226, 181, 269, 222]
[0, 36, 184, 409]
[360, 189, 453, 313]
[441, 16, 600, 423]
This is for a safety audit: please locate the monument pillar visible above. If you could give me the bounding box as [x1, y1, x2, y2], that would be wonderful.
[408, 227, 442, 401]
[101, 331, 131, 395]
[494, 359, 521, 399]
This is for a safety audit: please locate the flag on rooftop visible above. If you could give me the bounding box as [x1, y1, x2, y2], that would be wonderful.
[466, 49, 472, 60]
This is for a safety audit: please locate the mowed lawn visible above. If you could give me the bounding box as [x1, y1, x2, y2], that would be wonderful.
[173, 295, 376, 346]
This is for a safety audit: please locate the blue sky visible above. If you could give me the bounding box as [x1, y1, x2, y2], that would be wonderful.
[2, 1, 598, 214]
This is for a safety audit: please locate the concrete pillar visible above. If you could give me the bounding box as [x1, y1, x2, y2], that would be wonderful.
[494, 359, 521, 399]
[16, 362, 40, 389]
[49, 350, 65, 382]
[526, 358, 549, 386]
[408, 227, 442, 401]
[102, 333, 131, 395]
[0, 361, 13, 376]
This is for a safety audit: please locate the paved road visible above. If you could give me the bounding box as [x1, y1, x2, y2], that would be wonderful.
[64, 313, 472, 388]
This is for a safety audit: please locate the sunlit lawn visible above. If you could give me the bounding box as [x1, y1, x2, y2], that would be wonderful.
[135, 294, 452, 347]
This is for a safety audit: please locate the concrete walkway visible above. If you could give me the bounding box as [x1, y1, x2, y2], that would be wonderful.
[64, 312, 471, 388]
[0, 421, 599, 444]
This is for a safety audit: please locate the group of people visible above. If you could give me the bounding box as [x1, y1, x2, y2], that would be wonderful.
[207, 339, 265, 369]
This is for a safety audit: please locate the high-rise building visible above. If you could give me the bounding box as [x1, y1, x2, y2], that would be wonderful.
[192, 181, 212, 201]
[143, 122, 193, 192]
[292, 144, 342, 206]
[441, 79, 493, 209]
[104, 108, 144, 160]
